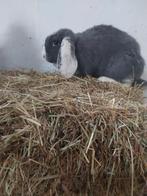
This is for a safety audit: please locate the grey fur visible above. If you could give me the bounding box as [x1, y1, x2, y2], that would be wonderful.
[44, 25, 146, 85]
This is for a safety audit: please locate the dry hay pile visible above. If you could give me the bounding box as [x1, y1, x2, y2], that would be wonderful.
[0, 71, 146, 196]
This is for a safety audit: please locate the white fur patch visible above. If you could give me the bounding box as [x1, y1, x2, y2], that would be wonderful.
[121, 78, 132, 87]
[97, 76, 132, 87]
[97, 76, 119, 84]
[57, 37, 78, 78]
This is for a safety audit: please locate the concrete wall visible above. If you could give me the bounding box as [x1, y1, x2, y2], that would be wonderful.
[0, 0, 147, 78]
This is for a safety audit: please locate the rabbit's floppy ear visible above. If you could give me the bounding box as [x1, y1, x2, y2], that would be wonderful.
[57, 37, 78, 78]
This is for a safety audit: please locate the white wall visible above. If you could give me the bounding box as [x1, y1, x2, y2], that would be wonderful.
[0, 0, 147, 78]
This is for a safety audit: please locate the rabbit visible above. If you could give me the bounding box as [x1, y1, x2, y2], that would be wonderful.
[43, 25, 147, 86]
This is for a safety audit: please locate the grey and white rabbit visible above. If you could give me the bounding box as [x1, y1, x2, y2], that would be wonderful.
[43, 25, 147, 85]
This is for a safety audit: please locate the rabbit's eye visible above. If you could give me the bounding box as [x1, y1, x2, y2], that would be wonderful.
[52, 41, 58, 47]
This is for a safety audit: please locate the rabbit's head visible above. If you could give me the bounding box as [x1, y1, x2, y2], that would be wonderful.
[44, 29, 75, 64]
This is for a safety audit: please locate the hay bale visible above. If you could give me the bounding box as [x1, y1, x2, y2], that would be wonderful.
[0, 71, 146, 196]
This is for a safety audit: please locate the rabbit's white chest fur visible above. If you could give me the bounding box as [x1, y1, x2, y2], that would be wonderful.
[57, 37, 78, 78]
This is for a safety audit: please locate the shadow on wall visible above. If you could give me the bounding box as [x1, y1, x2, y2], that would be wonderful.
[0, 48, 6, 69]
[0, 23, 43, 71]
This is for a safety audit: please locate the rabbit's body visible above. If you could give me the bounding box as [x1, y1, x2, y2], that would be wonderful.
[44, 25, 146, 85]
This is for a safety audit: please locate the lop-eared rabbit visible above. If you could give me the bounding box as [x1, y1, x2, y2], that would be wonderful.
[43, 25, 147, 86]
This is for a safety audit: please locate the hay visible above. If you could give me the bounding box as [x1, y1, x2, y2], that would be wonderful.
[0, 71, 146, 196]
